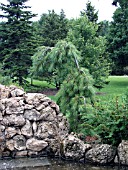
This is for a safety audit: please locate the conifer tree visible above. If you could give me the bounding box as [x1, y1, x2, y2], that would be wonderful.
[107, 0, 128, 75]
[31, 40, 81, 89]
[81, 0, 98, 23]
[57, 68, 95, 132]
[67, 16, 110, 89]
[37, 10, 68, 47]
[0, 0, 37, 85]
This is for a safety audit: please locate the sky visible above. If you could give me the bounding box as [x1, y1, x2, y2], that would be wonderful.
[0, 0, 117, 22]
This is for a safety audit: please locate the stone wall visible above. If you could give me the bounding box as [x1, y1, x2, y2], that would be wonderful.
[0, 85, 128, 166]
[0, 85, 69, 158]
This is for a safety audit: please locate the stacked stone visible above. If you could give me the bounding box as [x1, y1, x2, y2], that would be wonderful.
[0, 85, 69, 158]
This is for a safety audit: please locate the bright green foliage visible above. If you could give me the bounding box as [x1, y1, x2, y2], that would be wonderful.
[31, 40, 81, 89]
[37, 10, 68, 47]
[67, 16, 111, 89]
[0, 0, 37, 85]
[107, 1, 128, 75]
[57, 68, 95, 132]
[81, 0, 98, 23]
[30, 46, 53, 84]
[81, 92, 128, 146]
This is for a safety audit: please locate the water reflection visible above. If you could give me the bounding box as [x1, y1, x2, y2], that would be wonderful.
[0, 157, 127, 170]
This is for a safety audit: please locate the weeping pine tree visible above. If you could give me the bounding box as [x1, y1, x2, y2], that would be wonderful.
[0, 0, 37, 85]
[57, 67, 95, 133]
[30, 39, 95, 132]
[31, 41, 81, 89]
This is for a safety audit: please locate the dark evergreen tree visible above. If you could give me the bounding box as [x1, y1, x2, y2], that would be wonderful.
[97, 20, 110, 37]
[81, 0, 98, 23]
[38, 9, 68, 47]
[107, 1, 128, 75]
[0, 0, 37, 85]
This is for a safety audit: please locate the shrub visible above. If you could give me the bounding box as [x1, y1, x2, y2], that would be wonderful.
[81, 90, 128, 146]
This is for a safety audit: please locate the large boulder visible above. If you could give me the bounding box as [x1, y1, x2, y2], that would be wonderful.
[63, 134, 91, 160]
[85, 144, 116, 164]
[116, 140, 128, 165]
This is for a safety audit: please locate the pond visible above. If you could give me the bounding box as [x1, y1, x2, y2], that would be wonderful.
[0, 157, 127, 170]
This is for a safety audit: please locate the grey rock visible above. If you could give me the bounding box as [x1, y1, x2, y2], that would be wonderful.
[50, 101, 60, 114]
[0, 85, 10, 99]
[21, 120, 33, 137]
[0, 101, 5, 113]
[63, 134, 91, 160]
[0, 112, 3, 121]
[13, 135, 26, 151]
[26, 138, 48, 151]
[15, 151, 28, 157]
[24, 104, 34, 110]
[36, 103, 45, 111]
[40, 107, 57, 121]
[6, 139, 15, 151]
[2, 115, 25, 126]
[117, 140, 128, 165]
[25, 93, 47, 106]
[85, 144, 116, 164]
[5, 127, 19, 138]
[24, 109, 41, 121]
[32, 121, 38, 133]
[5, 98, 24, 114]
[28, 151, 38, 156]
[35, 122, 55, 139]
[10, 88, 25, 97]
[0, 125, 5, 131]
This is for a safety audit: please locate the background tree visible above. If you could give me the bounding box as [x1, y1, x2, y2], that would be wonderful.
[107, 1, 128, 75]
[37, 9, 69, 47]
[97, 20, 110, 37]
[81, 0, 98, 23]
[0, 0, 37, 85]
[67, 16, 111, 89]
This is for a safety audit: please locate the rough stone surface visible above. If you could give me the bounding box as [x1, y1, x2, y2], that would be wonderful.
[13, 135, 26, 151]
[21, 120, 33, 137]
[85, 144, 116, 164]
[5, 127, 19, 138]
[116, 140, 128, 165]
[26, 138, 48, 151]
[63, 134, 91, 160]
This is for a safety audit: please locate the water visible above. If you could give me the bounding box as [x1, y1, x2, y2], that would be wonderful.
[0, 157, 127, 170]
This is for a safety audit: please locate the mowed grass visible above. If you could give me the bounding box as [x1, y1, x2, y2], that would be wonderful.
[25, 78, 55, 92]
[0, 76, 127, 102]
[96, 76, 128, 100]
[26, 76, 128, 102]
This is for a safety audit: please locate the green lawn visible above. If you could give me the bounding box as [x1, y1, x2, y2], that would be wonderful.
[27, 76, 128, 102]
[25, 78, 55, 93]
[96, 76, 128, 100]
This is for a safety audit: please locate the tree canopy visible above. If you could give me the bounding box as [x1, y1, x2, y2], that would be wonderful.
[67, 16, 111, 89]
[107, 0, 128, 75]
[81, 0, 98, 23]
[0, 0, 37, 85]
[31, 40, 81, 89]
[36, 9, 68, 47]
